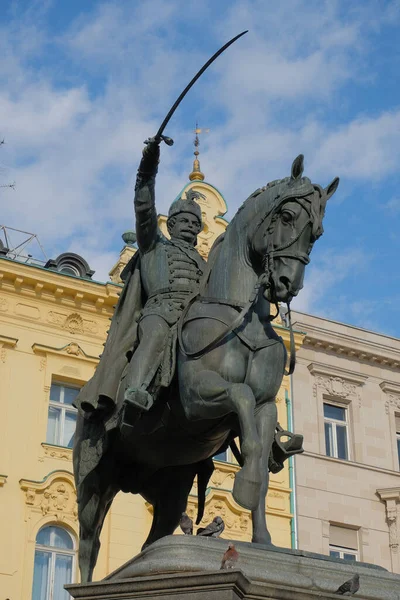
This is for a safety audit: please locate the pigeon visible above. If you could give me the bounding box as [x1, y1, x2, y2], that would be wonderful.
[335, 574, 360, 595]
[179, 512, 193, 535]
[197, 516, 225, 537]
[220, 543, 239, 569]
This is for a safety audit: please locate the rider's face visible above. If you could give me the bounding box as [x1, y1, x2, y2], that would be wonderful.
[169, 213, 201, 245]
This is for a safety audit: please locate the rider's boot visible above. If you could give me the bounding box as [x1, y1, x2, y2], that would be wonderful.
[121, 388, 154, 432]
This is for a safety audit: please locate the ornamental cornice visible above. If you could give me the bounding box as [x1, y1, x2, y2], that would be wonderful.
[380, 381, 400, 396]
[380, 381, 400, 414]
[308, 362, 366, 404]
[295, 320, 400, 368]
[377, 487, 400, 502]
[308, 362, 367, 386]
[32, 342, 99, 363]
[0, 335, 18, 363]
[0, 334, 18, 348]
[0, 256, 120, 311]
[20, 470, 77, 522]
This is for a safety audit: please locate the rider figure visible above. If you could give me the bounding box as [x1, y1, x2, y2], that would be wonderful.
[122, 138, 206, 425]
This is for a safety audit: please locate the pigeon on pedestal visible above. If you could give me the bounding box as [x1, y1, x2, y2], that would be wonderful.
[179, 512, 193, 535]
[197, 516, 225, 537]
[220, 543, 239, 570]
[335, 574, 360, 595]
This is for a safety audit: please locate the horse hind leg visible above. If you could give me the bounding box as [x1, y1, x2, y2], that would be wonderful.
[77, 471, 117, 583]
[182, 370, 262, 511]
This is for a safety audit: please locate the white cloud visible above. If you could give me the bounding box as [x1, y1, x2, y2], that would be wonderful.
[291, 247, 367, 314]
[1, 0, 399, 291]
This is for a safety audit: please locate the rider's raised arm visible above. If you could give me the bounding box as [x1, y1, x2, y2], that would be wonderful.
[134, 139, 161, 253]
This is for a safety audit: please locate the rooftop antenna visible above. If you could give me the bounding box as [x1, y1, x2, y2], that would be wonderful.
[0, 225, 48, 265]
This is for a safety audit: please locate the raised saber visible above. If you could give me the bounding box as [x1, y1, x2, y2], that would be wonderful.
[155, 30, 248, 145]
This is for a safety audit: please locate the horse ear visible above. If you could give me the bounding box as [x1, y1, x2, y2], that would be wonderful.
[291, 154, 304, 180]
[325, 177, 339, 201]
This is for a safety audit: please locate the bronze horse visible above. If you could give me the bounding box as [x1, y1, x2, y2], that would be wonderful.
[73, 155, 339, 582]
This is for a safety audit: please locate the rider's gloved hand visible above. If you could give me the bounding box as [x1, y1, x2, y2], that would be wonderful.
[138, 137, 161, 176]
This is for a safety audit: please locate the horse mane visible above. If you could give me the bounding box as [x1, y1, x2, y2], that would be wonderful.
[227, 173, 327, 241]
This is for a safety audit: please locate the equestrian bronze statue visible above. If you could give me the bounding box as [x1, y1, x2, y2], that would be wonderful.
[73, 138, 339, 582]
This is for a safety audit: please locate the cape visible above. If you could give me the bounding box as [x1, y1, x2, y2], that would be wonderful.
[74, 251, 143, 414]
[73, 252, 144, 489]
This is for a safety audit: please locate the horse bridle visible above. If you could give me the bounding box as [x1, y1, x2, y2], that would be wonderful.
[258, 200, 313, 375]
[178, 198, 314, 376]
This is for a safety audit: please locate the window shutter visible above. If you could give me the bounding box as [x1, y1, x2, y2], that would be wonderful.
[395, 414, 400, 434]
[330, 525, 358, 550]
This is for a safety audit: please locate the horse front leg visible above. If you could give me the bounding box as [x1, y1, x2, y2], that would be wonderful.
[181, 369, 262, 511]
[251, 400, 277, 545]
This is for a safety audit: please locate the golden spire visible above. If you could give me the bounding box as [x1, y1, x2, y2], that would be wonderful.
[189, 123, 209, 181]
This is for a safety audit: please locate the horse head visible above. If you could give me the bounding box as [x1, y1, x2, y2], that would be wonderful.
[247, 155, 339, 304]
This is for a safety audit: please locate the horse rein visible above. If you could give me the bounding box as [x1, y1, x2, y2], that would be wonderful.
[177, 275, 273, 360]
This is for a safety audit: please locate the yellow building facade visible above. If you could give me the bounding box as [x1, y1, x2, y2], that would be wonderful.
[0, 158, 299, 599]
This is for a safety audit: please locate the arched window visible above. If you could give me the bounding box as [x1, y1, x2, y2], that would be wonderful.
[32, 525, 75, 600]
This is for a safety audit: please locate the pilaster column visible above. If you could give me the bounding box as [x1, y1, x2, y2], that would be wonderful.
[377, 487, 400, 573]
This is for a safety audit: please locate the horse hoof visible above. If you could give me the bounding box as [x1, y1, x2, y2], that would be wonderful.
[232, 472, 260, 511]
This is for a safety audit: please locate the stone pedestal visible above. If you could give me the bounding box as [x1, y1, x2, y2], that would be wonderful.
[67, 535, 400, 600]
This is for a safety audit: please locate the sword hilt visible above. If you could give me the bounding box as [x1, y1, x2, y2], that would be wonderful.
[144, 135, 174, 147]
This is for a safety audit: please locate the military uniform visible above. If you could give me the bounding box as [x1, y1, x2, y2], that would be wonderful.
[122, 141, 206, 417]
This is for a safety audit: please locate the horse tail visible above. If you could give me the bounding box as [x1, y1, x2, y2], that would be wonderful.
[195, 458, 214, 525]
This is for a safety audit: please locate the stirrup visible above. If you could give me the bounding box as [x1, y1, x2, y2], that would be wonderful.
[268, 423, 304, 474]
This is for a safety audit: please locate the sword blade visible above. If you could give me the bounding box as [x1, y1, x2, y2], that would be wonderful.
[155, 30, 248, 139]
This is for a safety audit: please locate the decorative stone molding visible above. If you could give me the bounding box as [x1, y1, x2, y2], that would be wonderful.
[193, 492, 251, 537]
[0, 257, 120, 313]
[295, 319, 400, 369]
[377, 488, 400, 554]
[210, 467, 236, 489]
[146, 489, 252, 540]
[47, 310, 99, 335]
[194, 463, 289, 515]
[308, 362, 366, 407]
[0, 296, 9, 311]
[20, 470, 77, 523]
[32, 342, 99, 363]
[0, 335, 18, 363]
[380, 382, 400, 415]
[0, 334, 18, 348]
[41, 443, 73, 461]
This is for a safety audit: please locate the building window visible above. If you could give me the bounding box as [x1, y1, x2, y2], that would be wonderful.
[329, 524, 358, 561]
[329, 545, 358, 561]
[324, 403, 349, 460]
[32, 525, 75, 600]
[46, 383, 79, 448]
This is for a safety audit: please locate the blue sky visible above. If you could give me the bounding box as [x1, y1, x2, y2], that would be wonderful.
[1, 0, 400, 337]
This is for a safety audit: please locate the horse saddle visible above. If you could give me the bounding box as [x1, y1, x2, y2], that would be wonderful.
[268, 423, 304, 474]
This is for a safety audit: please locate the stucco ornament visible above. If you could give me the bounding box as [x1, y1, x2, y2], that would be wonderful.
[314, 375, 358, 399]
[20, 471, 77, 523]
